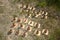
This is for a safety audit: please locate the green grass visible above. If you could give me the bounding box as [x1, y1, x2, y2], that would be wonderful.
[18, 36, 23, 40]
[0, 6, 4, 13]
[0, 32, 3, 40]
[49, 28, 60, 40]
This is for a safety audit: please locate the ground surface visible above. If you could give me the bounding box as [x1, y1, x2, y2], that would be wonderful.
[0, 0, 60, 40]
